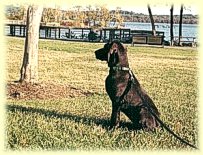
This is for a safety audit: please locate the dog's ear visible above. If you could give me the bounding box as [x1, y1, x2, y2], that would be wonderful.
[107, 42, 120, 66]
[104, 42, 111, 50]
[110, 43, 119, 54]
[122, 45, 128, 53]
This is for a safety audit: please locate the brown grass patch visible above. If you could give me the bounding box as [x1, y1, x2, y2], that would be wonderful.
[7, 82, 93, 100]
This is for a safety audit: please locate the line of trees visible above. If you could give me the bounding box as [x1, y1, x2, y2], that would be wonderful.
[5, 5, 124, 28]
[5, 4, 198, 28]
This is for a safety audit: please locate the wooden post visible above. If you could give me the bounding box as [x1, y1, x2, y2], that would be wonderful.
[170, 5, 174, 46]
[99, 29, 102, 41]
[45, 28, 48, 38]
[109, 30, 113, 42]
[20, 26, 22, 36]
[120, 29, 121, 40]
[23, 26, 26, 36]
[10, 26, 13, 36]
[179, 4, 183, 46]
[58, 28, 61, 38]
[49, 28, 51, 38]
[104, 29, 106, 41]
[13, 26, 16, 36]
[82, 28, 84, 39]
[54, 28, 57, 39]
[19, 5, 43, 83]
[68, 29, 71, 38]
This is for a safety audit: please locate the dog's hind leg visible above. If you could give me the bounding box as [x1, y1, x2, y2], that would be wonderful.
[139, 107, 159, 131]
[121, 105, 143, 130]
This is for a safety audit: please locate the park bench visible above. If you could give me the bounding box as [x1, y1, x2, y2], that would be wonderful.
[131, 35, 164, 46]
[131, 30, 164, 46]
[173, 36, 197, 47]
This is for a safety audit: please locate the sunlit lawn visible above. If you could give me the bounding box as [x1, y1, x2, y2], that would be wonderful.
[5, 37, 198, 151]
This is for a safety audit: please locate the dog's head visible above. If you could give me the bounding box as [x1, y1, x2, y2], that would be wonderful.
[95, 41, 128, 67]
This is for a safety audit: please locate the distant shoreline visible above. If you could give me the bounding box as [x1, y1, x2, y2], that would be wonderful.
[120, 13, 198, 24]
[123, 21, 198, 24]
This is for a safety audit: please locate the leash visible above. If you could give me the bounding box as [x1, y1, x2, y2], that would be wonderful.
[111, 66, 198, 149]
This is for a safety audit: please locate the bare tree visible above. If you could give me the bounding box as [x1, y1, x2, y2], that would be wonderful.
[179, 4, 183, 46]
[74, 5, 82, 21]
[6, 5, 26, 20]
[85, 5, 93, 27]
[170, 4, 174, 46]
[92, 5, 100, 26]
[42, 7, 62, 24]
[19, 5, 43, 83]
[147, 4, 156, 36]
[110, 7, 123, 27]
[99, 5, 111, 27]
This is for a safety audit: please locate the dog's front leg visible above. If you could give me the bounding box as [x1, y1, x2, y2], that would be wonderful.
[110, 103, 120, 130]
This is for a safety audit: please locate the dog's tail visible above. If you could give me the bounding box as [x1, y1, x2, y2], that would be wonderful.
[130, 70, 198, 149]
[144, 105, 198, 149]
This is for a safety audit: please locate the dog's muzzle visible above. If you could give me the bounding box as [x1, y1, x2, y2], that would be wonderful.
[95, 48, 108, 61]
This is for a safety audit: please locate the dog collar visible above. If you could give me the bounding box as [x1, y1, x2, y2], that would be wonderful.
[111, 66, 130, 71]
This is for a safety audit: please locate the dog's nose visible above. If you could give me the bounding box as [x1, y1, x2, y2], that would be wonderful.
[95, 50, 99, 59]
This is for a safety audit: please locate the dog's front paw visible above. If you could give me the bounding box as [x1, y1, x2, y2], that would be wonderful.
[109, 123, 120, 131]
[108, 126, 115, 131]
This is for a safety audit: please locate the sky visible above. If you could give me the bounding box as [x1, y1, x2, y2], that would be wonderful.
[4, 0, 199, 16]
[112, 5, 198, 15]
[46, 4, 198, 15]
[43, 0, 198, 15]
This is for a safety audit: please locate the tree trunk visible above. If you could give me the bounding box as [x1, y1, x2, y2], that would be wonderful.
[179, 4, 183, 46]
[170, 4, 174, 46]
[19, 5, 43, 83]
[147, 4, 156, 36]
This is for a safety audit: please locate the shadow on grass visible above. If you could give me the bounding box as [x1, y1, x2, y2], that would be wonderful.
[6, 104, 141, 131]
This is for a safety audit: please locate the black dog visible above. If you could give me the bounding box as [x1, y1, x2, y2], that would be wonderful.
[95, 41, 160, 130]
[94, 41, 198, 149]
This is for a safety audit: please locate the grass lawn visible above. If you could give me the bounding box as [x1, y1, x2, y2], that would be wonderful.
[5, 37, 199, 151]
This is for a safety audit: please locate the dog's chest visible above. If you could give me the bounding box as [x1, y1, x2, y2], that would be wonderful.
[105, 73, 129, 98]
[105, 75, 116, 93]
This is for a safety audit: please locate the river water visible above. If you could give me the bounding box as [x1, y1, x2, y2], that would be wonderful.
[122, 22, 198, 41]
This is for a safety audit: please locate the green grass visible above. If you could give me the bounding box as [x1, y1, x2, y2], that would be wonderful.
[5, 37, 199, 151]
